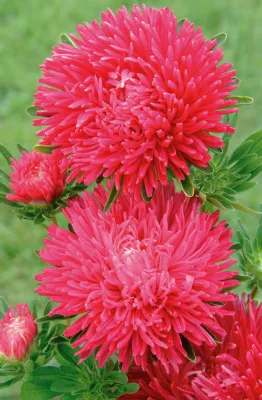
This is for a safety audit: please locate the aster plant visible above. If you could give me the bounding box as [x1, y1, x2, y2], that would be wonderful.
[0, 4, 262, 400]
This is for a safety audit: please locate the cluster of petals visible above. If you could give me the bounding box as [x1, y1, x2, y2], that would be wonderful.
[35, 183, 238, 372]
[34, 5, 238, 198]
[7, 150, 66, 205]
[0, 304, 37, 361]
[122, 295, 262, 400]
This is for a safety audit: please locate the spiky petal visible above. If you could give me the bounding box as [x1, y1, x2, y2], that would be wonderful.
[34, 5, 238, 198]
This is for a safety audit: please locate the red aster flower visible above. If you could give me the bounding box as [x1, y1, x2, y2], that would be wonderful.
[191, 295, 262, 400]
[6, 151, 66, 205]
[35, 184, 238, 372]
[123, 296, 262, 400]
[0, 304, 37, 361]
[34, 5, 238, 198]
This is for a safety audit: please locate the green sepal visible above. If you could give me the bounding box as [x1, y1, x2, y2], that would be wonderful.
[210, 32, 227, 48]
[104, 183, 122, 212]
[177, 175, 194, 197]
[26, 105, 41, 116]
[61, 33, 77, 47]
[177, 18, 186, 32]
[180, 335, 196, 362]
[142, 184, 155, 202]
[33, 145, 58, 154]
[231, 201, 261, 215]
[228, 95, 254, 105]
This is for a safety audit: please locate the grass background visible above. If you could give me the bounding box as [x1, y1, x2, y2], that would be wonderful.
[0, 0, 262, 397]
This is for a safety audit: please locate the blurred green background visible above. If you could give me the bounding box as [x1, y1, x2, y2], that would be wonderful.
[0, 0, 262, 397]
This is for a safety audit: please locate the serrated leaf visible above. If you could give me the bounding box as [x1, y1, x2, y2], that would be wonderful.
[51, 380, 77, 393]
[180, 335, 196, 362]
[210, 32, 227, 48]
[177, 175, 194, 197]
[0, 144, 12, 165]
[228, 95, 254, 105]
[232, 201, 262, 215]
[33, 145, 57, 154]
[26, 105, 41, 116]
[20, 381, 56, 400]
[61, 33, 77, 47]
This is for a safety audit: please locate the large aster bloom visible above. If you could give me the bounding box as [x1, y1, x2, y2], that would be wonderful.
[6, 151, 66, 205]
[34, 5, 238, 198]
[123, 296, 262, 400]
[36, 184, 238, 372]
[0, 304, 37, 361]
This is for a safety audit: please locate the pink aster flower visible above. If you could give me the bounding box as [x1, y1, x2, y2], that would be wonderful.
[123, 295, 262, 400]
[35, 183, 238, 372]
[0, 304, 38, 361]
[6, 150, 66, 205]
[34, 5, 238, 198]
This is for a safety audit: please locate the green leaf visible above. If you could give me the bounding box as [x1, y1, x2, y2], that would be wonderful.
[233, 181, 256, 193]
[0, 182, 10, 194]
[210, 32, 227, 48]
[20, 381, 56, 400]
[26, 105, 41, 116]
[0, 297, 9, 313]
[235, 275, 251, 282]
[0, 144, 12, 165]
[232, 201, 262, 215]
[208, 196, 234, 211]
[229, 141, 254, 164]
[17, 143, 28, 153]
[180, 335, 196, 362]
[238, 157, 262, 175]
[121, 383, 140, 394]
[229, 112, 239, 129]
[107, 371, 128, 384]
[49, 336, 68, 345]
[0, 168, 10, 183]
[177, 175, 194, 197]
[194, 164, 214, 175]
[256, 224, 262, 249]
[0, 194, 22, 208]
[29, 366, 63, 386]
[61, 33, 77, 47]
[228, 95, 254, 105]
[36, 314, 75, 323]
[141, 184, 155, 202]
[104, 183, 121, 212]
[33, 145, 57, 154]
[56, 344, 79, 366]
[0, 377, 20, 389]
[51, 380, 77, 393]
